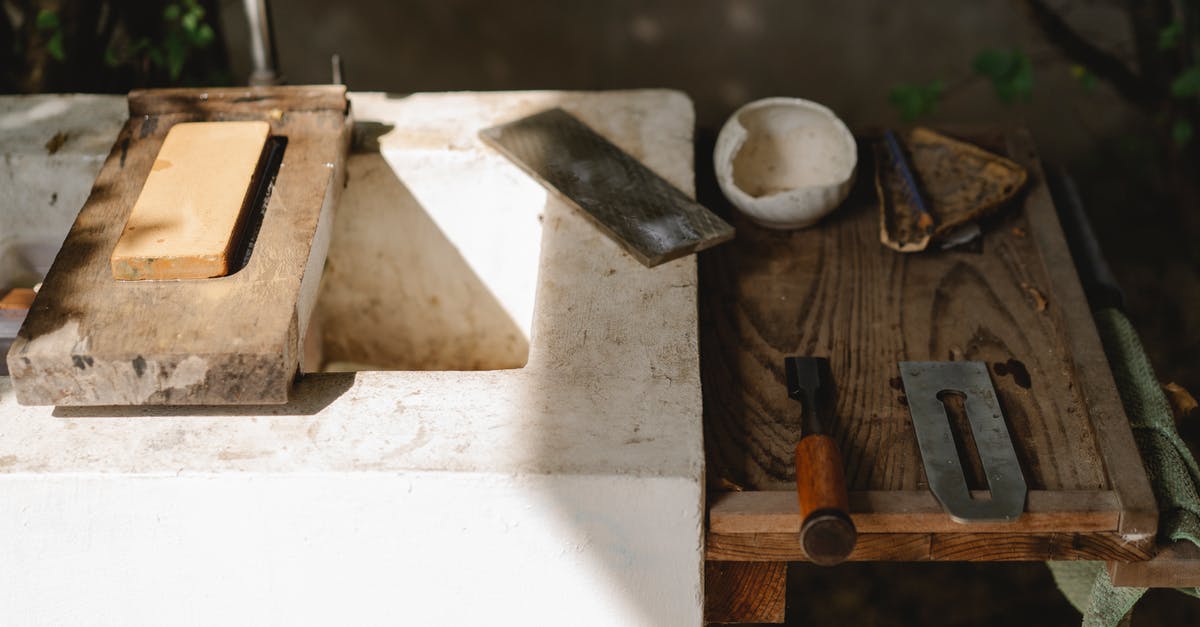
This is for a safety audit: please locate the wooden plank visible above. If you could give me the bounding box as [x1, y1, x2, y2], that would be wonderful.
[700, 127, 1155, 557]
[111, 121, 269, 280]
[707, 532, 931, 562]
[1108, 541, 1200, 588]
[709, 490, 1121, 534]
[127, 85, 349, 116]
[1004, 130, 1158, 537]
[704, 561, 787, 624]
[6, 86, 349, 405]
[707, 531, 1153, 562]
[930, 532, 1153, 562]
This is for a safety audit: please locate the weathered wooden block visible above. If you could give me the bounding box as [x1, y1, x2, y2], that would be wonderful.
[7, 86, 350, 406]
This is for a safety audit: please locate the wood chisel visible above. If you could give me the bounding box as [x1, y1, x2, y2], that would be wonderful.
[785, 356, 857, 565]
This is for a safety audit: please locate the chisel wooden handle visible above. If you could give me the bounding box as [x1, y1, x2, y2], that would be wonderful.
[795, 434, 856, 565]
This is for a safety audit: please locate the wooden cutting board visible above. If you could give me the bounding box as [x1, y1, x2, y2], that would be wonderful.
[701, 128, 1156, 565]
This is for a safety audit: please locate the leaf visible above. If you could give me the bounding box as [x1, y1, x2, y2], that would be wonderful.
[888, 80, 945, 122]
[192, 23, 215, 47]
[164, 4, 181, 21]
[1159, 20, 1184, 51]
[164, 33, 187, 80]
[1170, 67, 1200, 98]
[972, 49, 1014, 78]
[104, 45, 121, 68]
[181, 11, 200, 32]
[1172, 119, 1193, 147]
[46, 31, 65, 62]
[973, 48, 1034, 103]
[1070, 65, 1097, 92]
[35, 9, 60, 31]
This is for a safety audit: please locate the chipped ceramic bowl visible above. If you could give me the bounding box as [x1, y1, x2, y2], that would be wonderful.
[714, 97, 857, 229]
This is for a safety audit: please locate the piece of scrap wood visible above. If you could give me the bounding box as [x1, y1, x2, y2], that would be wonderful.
[1164, 382, 1198, 422]
[111, 120, 270, 280]
[0, 288, 36, 310]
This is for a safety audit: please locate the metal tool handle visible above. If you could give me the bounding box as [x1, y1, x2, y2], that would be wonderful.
[795, 434, 857, 565]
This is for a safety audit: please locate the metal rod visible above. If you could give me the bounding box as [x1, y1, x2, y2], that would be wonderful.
[243, 0, 280, 85]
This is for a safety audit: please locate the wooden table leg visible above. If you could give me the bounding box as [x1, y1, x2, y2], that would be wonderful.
[704, 561, 787, 624]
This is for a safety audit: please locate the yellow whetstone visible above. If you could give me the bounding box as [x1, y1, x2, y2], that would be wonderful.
[111, 120, 270, 280]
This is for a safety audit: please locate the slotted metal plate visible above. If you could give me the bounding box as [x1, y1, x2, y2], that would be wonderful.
[899, 361, 1028, 522]
[480, 108, 734, 267]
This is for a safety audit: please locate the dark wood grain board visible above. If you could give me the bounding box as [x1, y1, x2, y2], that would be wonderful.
[704, 561, 787, 624]
[701, 128, 1157, 561]
[7, 86, 350, 405]
[707, 531, 1154, 563]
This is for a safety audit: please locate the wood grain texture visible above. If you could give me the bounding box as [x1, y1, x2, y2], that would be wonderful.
[707, 531, 1153, 562]
[707, 532, 931, 562]
[1004, 131, 1158, 537]
[710, 490, 1121, 534]
[795, 435, 850, 518]
[704, 561, 787, 624]
[1108, 541, 1200, 588]
[111, 121, 269, 280]
[701, 127, 1157, 559]
[127, 86, 349, 116]
[7, 86, 349, 405]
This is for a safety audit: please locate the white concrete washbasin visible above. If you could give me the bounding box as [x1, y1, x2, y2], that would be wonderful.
[0, 91, 705, 626]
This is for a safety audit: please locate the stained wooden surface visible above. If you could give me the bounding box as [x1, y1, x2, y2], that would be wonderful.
[700, 128, 1157, 561]
[710, 490, 1121, 534]
[1108, 541, 1200, 588]
[704, 561, 787, 624]
[707, 531, 1154, 563]
[7, 86, 349, 405]
[111, 121, 269, 280]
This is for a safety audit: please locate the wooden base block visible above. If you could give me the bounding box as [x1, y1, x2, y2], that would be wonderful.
[7, 86, 349, 406]
[705, 561, 787, 624]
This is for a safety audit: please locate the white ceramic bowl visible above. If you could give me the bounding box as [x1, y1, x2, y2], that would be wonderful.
[714, 97, 857, 229]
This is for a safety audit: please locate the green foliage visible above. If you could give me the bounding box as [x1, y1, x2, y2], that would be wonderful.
[888, 80, 945, 122]
[1071, 64, 1097, 92]
[35, 9, 65, 62]
[972, 48, 1034, 103]
[1172, 119, 1194, 147]
[104, 0, 216, 81]
[1159, 20, 1184, 51]
[1170, 66, 1200, 99]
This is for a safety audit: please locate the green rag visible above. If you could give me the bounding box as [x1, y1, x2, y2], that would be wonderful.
[1048, 307, 1200, 626]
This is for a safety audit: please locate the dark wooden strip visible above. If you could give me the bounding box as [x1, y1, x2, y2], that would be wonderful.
[1108, 541, 1200, 588]
[707, 530, 1152, 562]
[707, 532, 931, 562]
[709, 490, 1122, 534]
[704, 561, 787, 624]
[128, 85, 348, 116]
[930, 531, 1154, 562]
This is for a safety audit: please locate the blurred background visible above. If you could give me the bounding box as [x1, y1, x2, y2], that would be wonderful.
[3, 0, 1198, 624]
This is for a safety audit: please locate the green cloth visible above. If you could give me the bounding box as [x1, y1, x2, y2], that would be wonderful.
[1048, 307, 1200, 626]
